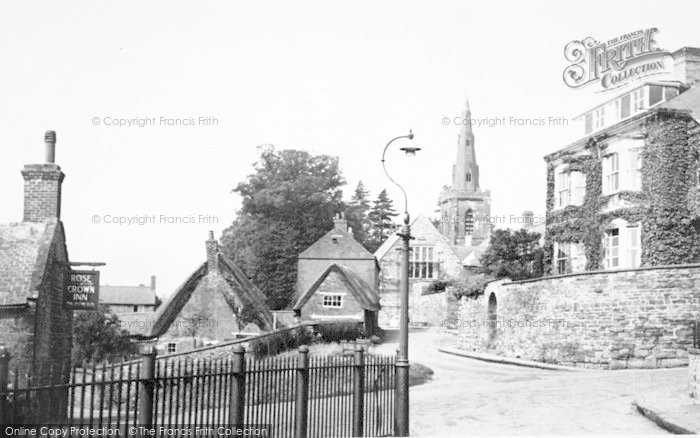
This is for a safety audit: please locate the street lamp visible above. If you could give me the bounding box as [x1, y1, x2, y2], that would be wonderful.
[381, 129, 419, 437]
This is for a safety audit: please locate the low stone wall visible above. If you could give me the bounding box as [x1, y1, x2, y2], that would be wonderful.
[379, 286, 456, 327]
[459, 265, 700, 369]
[690, 349, 700, 401]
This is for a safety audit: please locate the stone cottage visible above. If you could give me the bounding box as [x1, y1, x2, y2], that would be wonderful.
[293, 263, 380, 335]
[295, 214, 380, 334]
[142, 231, 273, 353]
[0, 131, 73, 377]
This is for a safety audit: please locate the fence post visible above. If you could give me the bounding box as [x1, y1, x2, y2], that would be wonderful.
[0, 347, 10, 425]
[294, 345, 309, 438]
[229, 345, 246, 426]
[137, 347, 157, 427]
[353, 345, 365, 437]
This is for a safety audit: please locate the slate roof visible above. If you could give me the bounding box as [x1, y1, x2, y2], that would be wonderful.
[100, 285, 155, 306]
[0, 220, 60, 306]
[299, 224, 375, 260]
[659, 85, 700, 122]
[146, 253, 273, 338]
[293, 263, 380, 312]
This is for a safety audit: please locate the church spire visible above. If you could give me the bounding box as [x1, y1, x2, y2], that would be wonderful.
[452, 97, 479, 192]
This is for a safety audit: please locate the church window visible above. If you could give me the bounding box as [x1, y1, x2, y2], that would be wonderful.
[464, 210, 474, 234]
[465, 172, 471, 182]
[409, 246, 436, 279]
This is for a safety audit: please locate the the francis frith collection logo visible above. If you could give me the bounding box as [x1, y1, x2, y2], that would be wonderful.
[563, 28, 672, 92]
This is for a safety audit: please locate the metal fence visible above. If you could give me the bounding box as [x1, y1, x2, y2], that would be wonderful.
[0, 346, 395, 437]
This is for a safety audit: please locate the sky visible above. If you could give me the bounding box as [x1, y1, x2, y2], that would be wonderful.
[1, 0, 699, 298]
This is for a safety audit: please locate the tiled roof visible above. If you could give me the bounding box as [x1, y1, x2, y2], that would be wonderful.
[293, 263, 379, 311]
[0, 220, 58, 306]
[100, 285, 155, 306]
[299, 224, 375, 260]
[659, 86, 700, 122]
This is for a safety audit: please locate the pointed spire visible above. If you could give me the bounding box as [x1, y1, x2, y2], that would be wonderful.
[452, 96, 479, 192]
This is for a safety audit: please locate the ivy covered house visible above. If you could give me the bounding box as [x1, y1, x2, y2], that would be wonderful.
[545, 47, 700, 274]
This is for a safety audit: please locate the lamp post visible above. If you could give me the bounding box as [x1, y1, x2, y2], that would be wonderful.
[381, 130, 419, 437]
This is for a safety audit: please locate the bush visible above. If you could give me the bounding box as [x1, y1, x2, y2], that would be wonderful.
[248, 326, 313, 358]
[315, 321, 364, 343]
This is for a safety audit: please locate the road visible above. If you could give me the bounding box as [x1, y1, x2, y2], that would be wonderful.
[377, 329, 677, 436]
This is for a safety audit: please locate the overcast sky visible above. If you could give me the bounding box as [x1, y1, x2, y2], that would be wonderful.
[1, 1, 699, 298]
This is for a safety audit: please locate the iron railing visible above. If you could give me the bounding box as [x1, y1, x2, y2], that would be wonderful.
[0, 346, 395, 437]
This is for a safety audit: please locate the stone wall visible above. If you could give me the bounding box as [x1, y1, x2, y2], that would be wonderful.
[459, 264, 700, 369]
[690, 349, 699, 401]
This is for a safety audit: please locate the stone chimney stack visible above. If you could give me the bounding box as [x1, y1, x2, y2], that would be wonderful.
[333, 212, 348, 232]
[672, 47, 700, 87]
[150, 275, 156, 292]
[206, 230, 218, 271]
[22, 131, 65, 222]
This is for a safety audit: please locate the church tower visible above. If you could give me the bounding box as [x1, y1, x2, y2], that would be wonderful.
[438, 98, 492, 246]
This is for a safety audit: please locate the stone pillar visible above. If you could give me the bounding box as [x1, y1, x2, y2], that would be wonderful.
[690, 348, 700, 402]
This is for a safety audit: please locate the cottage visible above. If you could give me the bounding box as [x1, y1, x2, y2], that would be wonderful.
[100, 276, 157, 314]
[295, 213, 380, 334]
[293, 263, 380, 335]
[0, 131, 73, 378]
[142, 231, 273, 353]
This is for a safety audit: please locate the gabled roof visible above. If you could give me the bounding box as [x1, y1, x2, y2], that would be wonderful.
[373, 214, 461, 263]
[659, 86, 700, 122]
[146, 252, 273, 338]
[101, 285, 155, 306]
[293, 263, 379, 311]
[299, 224, 374, 260]
[0, 219, 61, 306]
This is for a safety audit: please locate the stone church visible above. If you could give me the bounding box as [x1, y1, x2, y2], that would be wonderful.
[438, 99, 492, 246]
[374, 99, 493, 326]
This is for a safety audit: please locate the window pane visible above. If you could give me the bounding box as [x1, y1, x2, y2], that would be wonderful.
[621, 95, 631, 118]
[649, 85, 663, 106]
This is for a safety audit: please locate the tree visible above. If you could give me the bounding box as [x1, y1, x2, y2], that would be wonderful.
[222, 146, 346, 310]
[366, 189, 398, 252]
[345, 181, 372, 248]
[72, 306, 136, 364]
[479, 229, 544, 280]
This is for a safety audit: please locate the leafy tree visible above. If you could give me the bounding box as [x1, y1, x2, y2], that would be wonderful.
[72, 306, 136, 364]
[366, 189, 398, 252]
[479, 229, 544, 280]
[222, 146, 345, 310]
[345, 181, 372, 248]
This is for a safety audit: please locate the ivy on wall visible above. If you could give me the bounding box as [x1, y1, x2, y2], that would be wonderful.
[544, 111, 700, 274]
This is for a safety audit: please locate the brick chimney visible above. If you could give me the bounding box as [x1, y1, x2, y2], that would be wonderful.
[21, 131, 65, 222]
[206, 230, 218, 271]
[672, 47, 700, 87]
[333, 212, 348, 232]
[150, 275, 156, 292]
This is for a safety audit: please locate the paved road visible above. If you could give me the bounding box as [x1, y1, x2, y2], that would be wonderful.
[377, 329, 676, 436]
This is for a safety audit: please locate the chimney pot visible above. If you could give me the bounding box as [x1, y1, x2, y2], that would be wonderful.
[44, 130, 56, 164]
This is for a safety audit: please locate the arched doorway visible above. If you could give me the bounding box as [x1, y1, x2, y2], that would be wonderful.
[487, 293, 498, 348]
